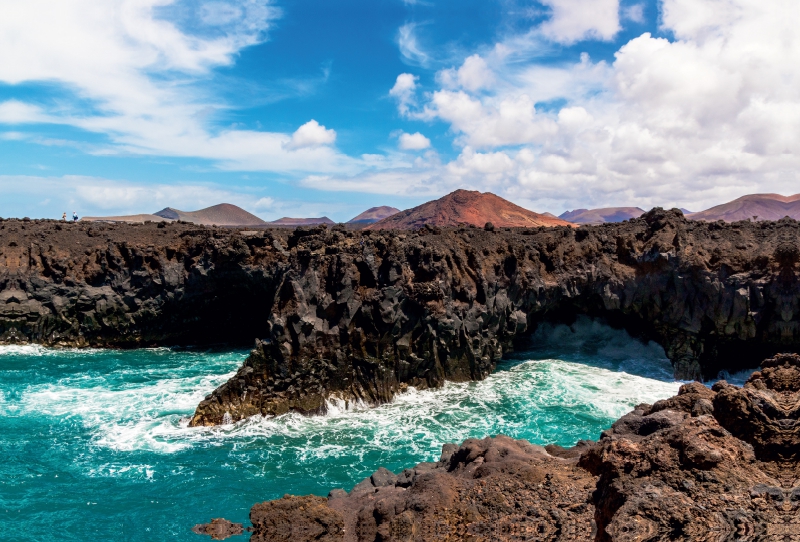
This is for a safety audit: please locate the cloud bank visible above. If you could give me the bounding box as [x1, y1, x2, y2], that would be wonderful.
[337, 0, 800, 211]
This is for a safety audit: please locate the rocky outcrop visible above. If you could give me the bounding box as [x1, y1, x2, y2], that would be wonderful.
[2, 211, 800, 425]
[194, 354, 800, 541]
[0, 219, 287, 346]
[190, 209, 800, 426]
[191, 518, 246, 540]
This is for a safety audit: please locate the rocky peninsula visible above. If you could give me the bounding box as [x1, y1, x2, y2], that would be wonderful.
[194, 352, 800, 541]
[1, 210, 799, 425]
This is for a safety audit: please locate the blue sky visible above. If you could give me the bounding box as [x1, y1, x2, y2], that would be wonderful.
[2, 0, 799, 221]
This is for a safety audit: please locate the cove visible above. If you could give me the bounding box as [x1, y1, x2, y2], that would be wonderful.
[3, 320, 708, 541]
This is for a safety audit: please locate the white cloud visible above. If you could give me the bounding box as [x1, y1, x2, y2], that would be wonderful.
[0, 100, 48, 124]
[439, 55, 495, 92]
[364, 0, 800, 212]
[398, 132, 431, 150]
[284, 120, 337, 150]
[0, 0, 368, 175]
[389, 73, 419, 115]
[539, 0, 621, 44]
[397, 23, 430, 66]
[621, 3, 645, 23]
[422, 91, 559, 148]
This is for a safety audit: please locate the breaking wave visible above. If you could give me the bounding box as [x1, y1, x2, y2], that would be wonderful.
[2, 318, 735, 541]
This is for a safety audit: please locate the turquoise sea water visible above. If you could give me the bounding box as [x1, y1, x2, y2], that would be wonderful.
[3, 319, 713, 541]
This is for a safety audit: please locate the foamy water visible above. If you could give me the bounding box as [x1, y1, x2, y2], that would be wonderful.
[0, 319, 733, 541]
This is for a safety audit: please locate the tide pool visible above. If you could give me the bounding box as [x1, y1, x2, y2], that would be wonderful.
[2, 319, 697, 541]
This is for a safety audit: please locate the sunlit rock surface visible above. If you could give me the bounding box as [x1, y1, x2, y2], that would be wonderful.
[197, 354, 800, 541]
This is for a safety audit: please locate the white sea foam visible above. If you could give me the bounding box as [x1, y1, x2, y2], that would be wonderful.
[9, 320, 722, 459]
[22, 357, 678, 458]
[182, 359, 682, 468]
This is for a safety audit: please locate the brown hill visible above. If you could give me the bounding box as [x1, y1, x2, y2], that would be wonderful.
[686, 193, 800, 222]
[559, 207, 645, 225]
[346, 206, 400, 226]
[366, 190, 573, 230]
[82, 214, 171, 224]
[154, 204, 267, 226]
[268, 217, 336, 227]
[346, 206, 401, 230]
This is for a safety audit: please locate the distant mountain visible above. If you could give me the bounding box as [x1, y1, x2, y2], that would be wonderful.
[366, 190, 573, 230]
[687, 194, 800, 222]
[153, 204, 266, 226]
[268, 217, 336, 227]
[82, 214, 170, 224]
[559, 207, 645, 225]
[346, 206, 401, 228]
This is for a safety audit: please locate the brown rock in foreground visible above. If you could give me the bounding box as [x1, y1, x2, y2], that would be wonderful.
[201, 354, 800, 541]
[191, 518, 245, 540]
[366, 190, 573, 229]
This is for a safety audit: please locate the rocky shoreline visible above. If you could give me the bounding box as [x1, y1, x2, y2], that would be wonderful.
[195, 353, 800, 541]
[2, 210, 800, 424]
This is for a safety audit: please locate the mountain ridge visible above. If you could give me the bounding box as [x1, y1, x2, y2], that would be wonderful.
[688, 193, 800, 222]
[559, 207, 645, 225]
[366, 189, 573, 230]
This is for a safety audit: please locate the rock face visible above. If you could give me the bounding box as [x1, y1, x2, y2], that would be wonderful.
[2, 210, 800, 425]
[191, 209, 800, 426]
[191, 518, 245, 540]
[206, 353, 800, 541]
[248, 436, 596, 542]
[0, 219, 287, 346]
[366, 190, 573, 230]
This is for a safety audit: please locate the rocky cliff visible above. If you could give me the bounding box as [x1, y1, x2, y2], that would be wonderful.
[194, 353, 800, 541]
[2, 210, 800, 426]
[190, 209, 800, 426]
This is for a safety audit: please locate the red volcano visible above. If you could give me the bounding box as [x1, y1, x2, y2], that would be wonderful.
[366, 190, 573, 230]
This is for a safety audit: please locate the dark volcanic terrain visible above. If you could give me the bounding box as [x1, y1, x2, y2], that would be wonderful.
[1, 210, 800, 426]
[196, 353, 800, 541]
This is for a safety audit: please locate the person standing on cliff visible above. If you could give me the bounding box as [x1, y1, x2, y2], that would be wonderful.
[72, 211, 78, 222]
[61, 212, 67, 221]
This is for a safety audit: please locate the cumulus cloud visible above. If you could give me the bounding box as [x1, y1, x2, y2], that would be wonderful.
[390, 73, 420, 115]
[284, 120, 337, 150]
[347, 0, 800, 212]
[539, 0, 621, 44]
[438, 55, 495, 92]
[398, 132, 431, 150]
